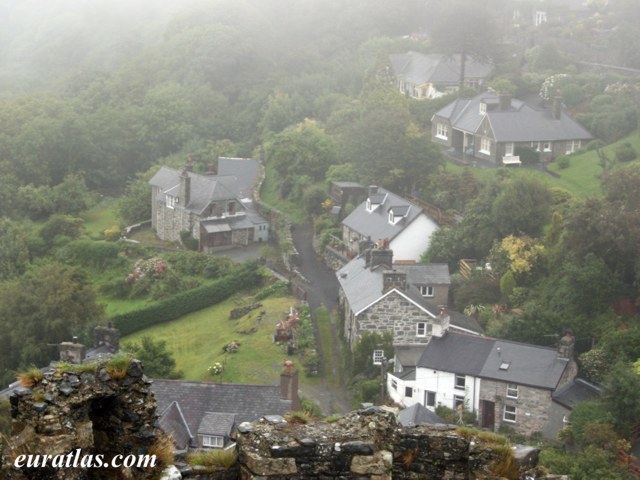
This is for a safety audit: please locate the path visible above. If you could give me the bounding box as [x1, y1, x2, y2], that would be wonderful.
[290, 223, 351, 414]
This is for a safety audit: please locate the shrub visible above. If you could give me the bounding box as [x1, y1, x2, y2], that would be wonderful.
[188, 449, 238, 470]
[254, 280, 289, 300]
[104, 226, 122, 241]
[57, 239, 122, 270]
[111, 263, 261, 336]
[555, 155, 570, 169]
[16, 367, 44, 388]
[615, 142, 637, 162]
[513, 146, 539, 164]
[180, 230, 199, 251]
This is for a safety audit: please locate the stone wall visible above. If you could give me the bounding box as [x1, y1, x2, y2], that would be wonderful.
[479, 379, 553, 436]
[1, 360, 164, 480]
[237, 408, 536, 479]
[357, 291, 447, 346]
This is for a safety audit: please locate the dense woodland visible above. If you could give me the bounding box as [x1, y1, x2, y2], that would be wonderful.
[1, 0, 640, 476]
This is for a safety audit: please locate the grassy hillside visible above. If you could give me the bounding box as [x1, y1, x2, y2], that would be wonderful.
[121, 294, 312, 385]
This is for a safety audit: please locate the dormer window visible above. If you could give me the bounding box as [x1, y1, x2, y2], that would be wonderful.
[228, 201, 236, 215]
[366, 198, 372, 212]
[420, 285, 434, 297]
[388, 211, 394, 224]
[479, 102, 487, 114]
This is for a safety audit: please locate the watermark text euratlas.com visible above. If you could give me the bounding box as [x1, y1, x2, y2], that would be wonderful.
[13, 449, 157, 469]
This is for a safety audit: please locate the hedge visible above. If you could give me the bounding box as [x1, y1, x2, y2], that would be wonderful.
[111, 262, 262, 336]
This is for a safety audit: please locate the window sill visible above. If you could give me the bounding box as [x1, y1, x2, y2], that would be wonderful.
[503, 418, 516, 423]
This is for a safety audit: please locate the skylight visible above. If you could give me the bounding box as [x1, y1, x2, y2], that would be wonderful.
[499, 362, 510, 371]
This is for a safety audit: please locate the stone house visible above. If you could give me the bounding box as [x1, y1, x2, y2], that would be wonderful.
[431, 92, 593, 165]
[340, 186, 439, 263]
[151, 369, 300, 451]
[389, 51, 492, 100]
[387, 331, 578, 437]
[149, 160, 269, 252]
[336, 247, 482, 350]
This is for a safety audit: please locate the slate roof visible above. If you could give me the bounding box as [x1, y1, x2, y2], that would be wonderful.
[152, 380, 291, 442]
[417, 332, 570, 390]
[198, 412, 236, 436]
[552, 378, 601, 409]
[389, 52, 492, 86]
[433, 92, 593, 142]
[217, 157, 260, 199]
[336, 256, 482, 334]
[149, 166, 241, 216]
[341, 188, 426, 242]
[395, 345, 428, 369]
[158, 401, 193, 450]
[398, 403, 447, 427]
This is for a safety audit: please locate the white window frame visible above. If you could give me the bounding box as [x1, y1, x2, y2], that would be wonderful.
[420, 285, 434, 297]
[455, 374, 466, 390]
[416, 322, 427, 337]
[506, 383, 518, 399]
[388, 211, 395, 224]
[454, 395, 465, 410]
[425, 391, 436, 407]
[391, 379, 398, 390]
[436, 123, 449, 140]
[535, 10, 547, 26]
[543, 141, 552, 152]
[531, 141, 540, 151]
[202, 435, 224, 448]
[479, 103, 487, 114]
[479, 137, 491, 155]
[503, 405, 517, 423]
[166, 195, 178, 209]
[373, 350, 385, 366]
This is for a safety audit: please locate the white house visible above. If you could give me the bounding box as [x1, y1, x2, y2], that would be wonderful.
[387, 331, 578, 437]
[341, 186, 439, 263]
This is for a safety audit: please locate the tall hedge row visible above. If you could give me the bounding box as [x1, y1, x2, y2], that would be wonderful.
[111, 263, 262, 336]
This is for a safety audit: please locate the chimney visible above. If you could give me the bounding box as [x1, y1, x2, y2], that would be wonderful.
[553, 96, 562, 120]
[438, 306, 450, 334]
[186, 156, 194, 172]
[369, 185, 378, 196]
[94, 324, 120, 353]
[369, 248, 393, 269]
[179, 167, 191, 206]
[59, 342, 86, 364]
[206, 161, 217, 176]
[383, 270, 407, 292]
[280, 363, 302, 411]
[499, 93, 511, 111]
[557, 330, 575, 360]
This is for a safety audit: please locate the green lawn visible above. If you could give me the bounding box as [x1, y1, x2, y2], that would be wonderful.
[81, 197, 120, 236]
[121, 294, 306, 384]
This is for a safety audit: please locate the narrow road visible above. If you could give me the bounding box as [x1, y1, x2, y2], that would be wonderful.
[290, 223, 351, 414]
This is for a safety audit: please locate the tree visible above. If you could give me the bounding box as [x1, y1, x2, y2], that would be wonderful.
[0, 219, 30, 281]
[428, 0, 502, 90]
[118, 167, 159, 225]
[351, 331, 393, 380]
[602, 362, 640, 438]
[124, 336, 182, 379]
[0, 262, 104, 385]
[266, 119, 338, 181]
[491, 177, 551, 238]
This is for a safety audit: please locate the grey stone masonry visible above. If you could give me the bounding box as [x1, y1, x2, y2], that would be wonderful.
[479, 379, 554, 436]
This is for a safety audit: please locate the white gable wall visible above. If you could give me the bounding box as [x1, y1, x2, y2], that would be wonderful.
[390, 214, 439, 262]
[415, 368, 481, 413]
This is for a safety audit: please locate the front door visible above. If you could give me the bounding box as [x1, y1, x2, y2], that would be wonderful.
[481, 400, 495, 430]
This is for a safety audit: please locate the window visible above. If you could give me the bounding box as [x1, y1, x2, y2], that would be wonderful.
[436, 123, 449, 139]
[166, 195, 178, 209]
[503, 405, 517, 423]
[479, 103, 487, 114]
[416, 322, 427, 337]
[455, 374, 466, 390]
[228, 201, 236, 215]
[480, 137, 491, 155]
[543, 141, 551, 152]
[566, 140, 581, 154]
[388, 211, 395, 224]
[420, 285, 434, 297]
[425, 391, 436, 407]
[504, 142, 514, 157]
[535, 10, 547, 26]
[405, 387, 413, 398]
[202, 435, 224, 448]
[454, 395, 465, 410]
[531, 141, 540, 151]
[391, 379, 397, 391]
[366, 198, 372, 211]
[373, 350, 385, 365]
[506, 383, 518, 399]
